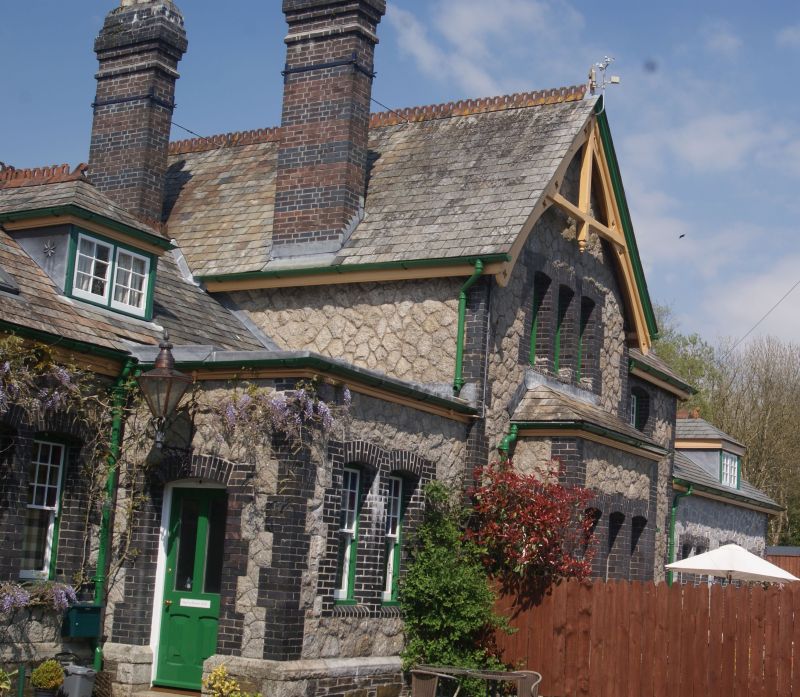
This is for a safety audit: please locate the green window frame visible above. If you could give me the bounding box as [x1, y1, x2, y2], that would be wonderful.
[576, 297, 594, 382]
[554, 286, 572, 373]
[65, 229, 157, 320]
[383, 476, 405, 604]
[20, 439, 65, 580]
[720, 451, 740, 489]
[334, 467, 361, 604]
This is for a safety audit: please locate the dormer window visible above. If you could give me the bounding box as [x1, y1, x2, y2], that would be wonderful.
[69, 232, 154, 319]
[720, 451, 739, 488]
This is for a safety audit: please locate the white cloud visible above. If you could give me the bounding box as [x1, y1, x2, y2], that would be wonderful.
[700, 255, 800, 344]
[776, 24, 800, 49]
[703, 23, 742, 58]
[386, 0, 588, 97]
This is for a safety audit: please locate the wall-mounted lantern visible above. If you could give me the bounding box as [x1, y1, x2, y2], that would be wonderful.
[136, 332, 191, 447]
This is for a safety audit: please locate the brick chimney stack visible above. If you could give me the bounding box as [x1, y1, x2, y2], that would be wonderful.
[88, 1, 187, 223]
[272, 0, 386, 258]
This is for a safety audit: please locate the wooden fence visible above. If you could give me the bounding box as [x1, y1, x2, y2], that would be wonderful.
[495, 579, 800, 697]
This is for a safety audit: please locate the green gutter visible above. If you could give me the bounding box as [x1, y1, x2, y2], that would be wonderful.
[93, 358, 136, 670]
[0, 204, 173, 251]
[668, 480, 694, 586]
[0, 320, 131, 362]
[197, 253, 509, 285]
[629, 356, 696, 395]
[453, 260, 484, 394]
[594, 98, 659, 341]
[498, 423, 518, 460]
[673, 477, 783, 513]
[140, 354, 477, 417]
[514, 420, 668, 457]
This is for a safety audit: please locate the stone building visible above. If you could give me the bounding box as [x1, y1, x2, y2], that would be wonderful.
[0, 0, 692, 695]
[671, 414, 779, 574]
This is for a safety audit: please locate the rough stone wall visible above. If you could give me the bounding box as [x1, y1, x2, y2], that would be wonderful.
[487, 151, 627, 452]
[642, 378, 677, 582]
[584, 443, 652, 501]
[510, 437, 552, 477]
[229, 278, 461, 385]
[0, 608, 92, 665]
[676, 496, 769, 558]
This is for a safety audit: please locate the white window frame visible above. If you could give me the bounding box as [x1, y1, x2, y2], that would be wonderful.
[629, 392, 638, 427]
[110, 246, 151, 317]
[334, 468, 360, 601]
[383, 476, 403, 602]
[721, 452, 739, 488]
[72, 234, 113, 305]
[19, 440, 65, 580]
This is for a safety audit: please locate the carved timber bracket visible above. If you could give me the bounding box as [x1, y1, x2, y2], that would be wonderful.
[496, 117, 653, 354]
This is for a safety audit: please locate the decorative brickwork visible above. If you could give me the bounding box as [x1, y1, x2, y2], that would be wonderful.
[272, 0, 386, 257]
[88, 0, 187, 222]
[0, 163, 88, 190]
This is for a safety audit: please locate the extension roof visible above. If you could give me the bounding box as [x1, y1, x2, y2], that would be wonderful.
[164, 86, 596, 278]
[676, 418, 745, 449]
[629, 348, 694, 398]
[0, 169, 169, 248]
[673, 450, 780, 511]
[0, 224, 265, 358]
[511, 384, 666, 456]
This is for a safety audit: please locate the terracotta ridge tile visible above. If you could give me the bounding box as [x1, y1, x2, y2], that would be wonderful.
[169, 127, 282, 155]
[369, 84, 588, 127]
[0, 163, 89, 189]
[166, 84, 587, 154]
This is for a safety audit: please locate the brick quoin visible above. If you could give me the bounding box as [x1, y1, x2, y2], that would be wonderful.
[88, 0, 187, 223]
[272, 0, 386, 258]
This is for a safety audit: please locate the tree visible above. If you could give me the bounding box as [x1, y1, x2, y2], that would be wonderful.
[399, 483, 507, 675]
[651, 307, 800, 543]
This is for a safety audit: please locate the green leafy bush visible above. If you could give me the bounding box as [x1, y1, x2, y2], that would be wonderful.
[399, 482, 508, 679]
[30, 661, 63, 691]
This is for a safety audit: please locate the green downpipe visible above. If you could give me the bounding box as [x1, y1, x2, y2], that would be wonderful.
[453, 260, 484, 394]
[667, 481, 694, 586]
[93, 358, 135, 670]
[498, 424, 518, 460]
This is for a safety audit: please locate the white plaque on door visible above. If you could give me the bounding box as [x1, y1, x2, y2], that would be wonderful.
[179, 598, 211, 609]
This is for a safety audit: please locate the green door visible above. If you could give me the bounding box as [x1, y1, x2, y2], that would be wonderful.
[155, 487, 227, 690]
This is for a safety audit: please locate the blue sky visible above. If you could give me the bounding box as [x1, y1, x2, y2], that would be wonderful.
[3, 1, 799, 345]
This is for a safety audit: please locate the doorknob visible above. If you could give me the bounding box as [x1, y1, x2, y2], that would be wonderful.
[164, 600, 172, 607]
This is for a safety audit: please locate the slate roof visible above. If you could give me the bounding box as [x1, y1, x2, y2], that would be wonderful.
[676, 418, 745, 448]
[0, 178, 164, 241]
[629, 348, 694, 393]
[511, 384, 665, 453]
[164, 87, 595, 278]
[673, 450, 780, 510]
[0, 226, 264, 354]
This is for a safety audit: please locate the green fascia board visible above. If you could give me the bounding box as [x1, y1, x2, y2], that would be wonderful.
[514, 418, 667, 456]
[0, 204, 174, 251]
[594, 98, 659, 340]
[628, 356, 696, 395]
[0, 319, 133, 362]
[196, 253, 512, 283]
[139, 353, 478, 416]
[673, 477, 783, 513]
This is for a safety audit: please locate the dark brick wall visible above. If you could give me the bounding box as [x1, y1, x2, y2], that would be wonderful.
[462, 277, 491, 487]
[273, 0, 385, 255]
[89, 2, 187, 222]
[0, 409, 95, 585]
[110, 452, 251, 650]
[317, 440, 433, 623]
[306, 668, 404, 697]
[518, 254, 604, 394]
[547, 436, 656, 581]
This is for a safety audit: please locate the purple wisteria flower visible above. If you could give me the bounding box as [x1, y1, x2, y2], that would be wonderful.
[0, 584, 31, 613]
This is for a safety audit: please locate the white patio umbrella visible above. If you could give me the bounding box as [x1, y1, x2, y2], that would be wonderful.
[666, 543, 800, 584]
